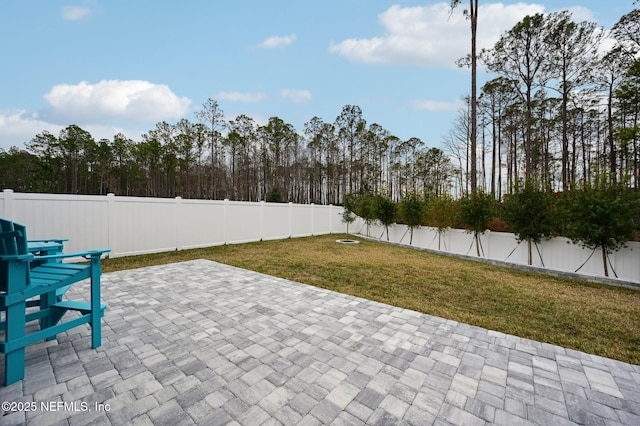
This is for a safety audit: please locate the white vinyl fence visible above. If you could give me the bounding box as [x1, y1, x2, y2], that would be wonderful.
[3, 189, 638, 285]
[354, 219, 640, 285]
[0, 189, 346, 258]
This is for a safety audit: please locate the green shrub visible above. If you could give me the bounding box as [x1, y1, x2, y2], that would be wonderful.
[355, 193, 375, 236]
[425, 195, 458, 250]
[373, 193, 396, 241]
[458, 190, 496, 256]
[502, 181, 557, 265]
[561, 181, 639, 277]
[398, 191, 425, 245]
[341, 193, 358, 234]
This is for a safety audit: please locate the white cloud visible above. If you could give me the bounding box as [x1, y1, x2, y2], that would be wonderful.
[62, 4, 94, 21]
[258, 34, 297, 49]
[411, 99, 462, 112]
[280, 89, 312, 104]
[329, 2, 545, 68]
[216, 91, 267, 103]
[42, 80, 191, 123]
[0, 110, 62, 150]
[0, 110, 144, 151]
[560, 6, 595, 23]
[0, 80, 190, 150]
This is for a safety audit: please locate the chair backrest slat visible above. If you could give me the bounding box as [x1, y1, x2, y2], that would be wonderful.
[0, 218, 28, 256]
[13, 222, 28, 255]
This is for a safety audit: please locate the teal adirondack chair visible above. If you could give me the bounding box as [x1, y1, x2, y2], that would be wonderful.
[25, 239, 67, 306]
[0, 218, 110, 386]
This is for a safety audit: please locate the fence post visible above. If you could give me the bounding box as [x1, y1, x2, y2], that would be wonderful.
[328, 204, 333, 233]
[175, 196, 182, 251]
[485, 230, 491, 259]
[310, 203, 315, 236]
[288, 202, 293, 238]
[223, 199, 229, 244]
[260, 200, 265, 241]
[2, 189, 14, 220]
[106, 193, 117, 257]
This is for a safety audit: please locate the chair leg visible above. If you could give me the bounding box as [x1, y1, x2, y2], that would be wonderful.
[5, 301, 26, 386]
[90, 260, 102, 349]
[39, 290, 58, 341]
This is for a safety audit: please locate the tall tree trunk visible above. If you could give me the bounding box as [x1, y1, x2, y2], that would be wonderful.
[497, 125, 502, 200]
[561, 72, 569, 192]
[470, 0, 478, 192]
[608, 81, 616, 182]
[491, 105, 497, 198]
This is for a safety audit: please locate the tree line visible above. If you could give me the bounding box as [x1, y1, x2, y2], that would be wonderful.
[0, 103, 455, 204]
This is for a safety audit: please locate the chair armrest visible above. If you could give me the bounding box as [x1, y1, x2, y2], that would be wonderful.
[34, 249, 111, 262]
[28, 238, 69, 244]
[0, 253, 34, 262]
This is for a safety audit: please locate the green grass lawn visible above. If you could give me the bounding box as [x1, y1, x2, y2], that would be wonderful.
[102, 234, 640, 365]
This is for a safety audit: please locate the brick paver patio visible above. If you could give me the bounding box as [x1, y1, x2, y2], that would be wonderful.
[1, 259, 639, 425]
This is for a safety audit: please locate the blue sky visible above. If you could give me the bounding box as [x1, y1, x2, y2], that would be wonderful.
[0, 1, 635, 152]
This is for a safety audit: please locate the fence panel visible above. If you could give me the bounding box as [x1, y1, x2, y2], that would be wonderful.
[262, 203, 290, 241]
[487, 231, 522, 264]
[1, 190, 345, 258]
[291, 204, 313, 237]
[224, 201, 263, 245]
[313, 204, 333, 235]
[178, 199, 227, 250]
[611, 241, 640, 280]
[446, 229, 472, 256]
[7, 192, 109, 254]
[110, 196, 178, 256]
[420, 227, 444, 251]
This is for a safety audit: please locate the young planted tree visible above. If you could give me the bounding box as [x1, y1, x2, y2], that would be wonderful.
[341, 193, 358, 234]
[425, 195, 458, 250]
[373, 193, 396, 241]
[458, 190, 495, 256]
[355, 193, 375, 237]
[502, 181, 557, 265]
[562, 180, 639, 277]
[398, 191, 425, 245]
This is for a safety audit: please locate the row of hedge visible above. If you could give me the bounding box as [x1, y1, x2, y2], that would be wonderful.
[342, 182, 640, 277]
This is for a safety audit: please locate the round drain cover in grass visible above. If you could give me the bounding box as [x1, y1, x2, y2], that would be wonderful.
[336, 239, 360, 244]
